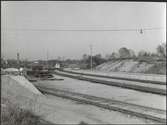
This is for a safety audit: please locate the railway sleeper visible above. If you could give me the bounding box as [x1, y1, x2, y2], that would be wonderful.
[54, 72, 166, 95]
[58, 69, 166, 85]
[37, 87, 166, 123]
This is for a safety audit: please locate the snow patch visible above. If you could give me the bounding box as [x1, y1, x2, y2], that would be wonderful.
[4, 68, 19, 72]
[10, 75, 41, 95]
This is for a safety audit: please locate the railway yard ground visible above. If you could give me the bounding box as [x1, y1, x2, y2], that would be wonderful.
[63, 68, 166, 83]
[2, 2, 166, 124]
[35, 74, 166, 110]
[1, 69, 166, 124]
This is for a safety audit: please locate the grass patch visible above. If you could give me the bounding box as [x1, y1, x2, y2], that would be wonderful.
[1, 98, 45, 125]
[144, 62, 166, 75]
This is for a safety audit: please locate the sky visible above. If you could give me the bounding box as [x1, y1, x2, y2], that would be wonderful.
[1, 1, 166, 60]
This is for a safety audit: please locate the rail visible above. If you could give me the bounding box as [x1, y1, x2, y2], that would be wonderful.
[58, 69, 166, 85]
[36, 85, 166, 123]
[54, 71, 166, 95]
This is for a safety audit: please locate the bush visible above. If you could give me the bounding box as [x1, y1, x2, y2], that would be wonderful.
[1, 98, 42, 125]
[79, 121, 88, 125]
[156, 43, 166, 57]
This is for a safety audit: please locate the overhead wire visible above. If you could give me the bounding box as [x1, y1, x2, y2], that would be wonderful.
[1, 27, 165, 32]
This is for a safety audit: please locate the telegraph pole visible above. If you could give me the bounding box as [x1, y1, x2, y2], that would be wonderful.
[90, 44, 93, 71]
[46, 50, 49, 69]
[17, 53, 20, 69]
[46, 50, 49, 61]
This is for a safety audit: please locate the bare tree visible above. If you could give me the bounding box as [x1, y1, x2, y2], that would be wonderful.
[138, 50, 150, 57]
[156, 43, 166, 57]
[82, 54, 88, 61]
[129, 49, 136, 58]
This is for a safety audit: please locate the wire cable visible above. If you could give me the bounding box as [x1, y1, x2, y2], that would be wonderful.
[2, 27, 165, 32]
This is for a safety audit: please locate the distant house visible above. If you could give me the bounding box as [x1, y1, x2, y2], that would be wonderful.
[55, 63, 60, 69]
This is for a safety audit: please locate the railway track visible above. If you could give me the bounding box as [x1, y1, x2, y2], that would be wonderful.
[58, 69, 166, 85]
[35, 85, 166, 123]
[54, 70, 166, 95]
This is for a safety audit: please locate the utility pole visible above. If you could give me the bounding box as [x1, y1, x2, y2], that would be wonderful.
[46, 50, 48, 61]
[17, 53, 20, 69]
[90, 44, 93, 71]
[46, 50, 49, 69]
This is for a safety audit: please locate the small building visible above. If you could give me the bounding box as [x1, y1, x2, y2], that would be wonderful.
[55, 63, 60, 69]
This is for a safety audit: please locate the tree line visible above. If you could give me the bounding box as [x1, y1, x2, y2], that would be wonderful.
[80, 43, 166, 69]
[1, 43, 166, 69]
[105, 42, 166, 60]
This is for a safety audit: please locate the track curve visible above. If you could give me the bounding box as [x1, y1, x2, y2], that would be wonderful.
[35, 85, 166, 123]
[54, 70, 166, 95]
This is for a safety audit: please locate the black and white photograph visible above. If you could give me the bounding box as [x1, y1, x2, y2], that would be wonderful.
[1, 1, 166, 124]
